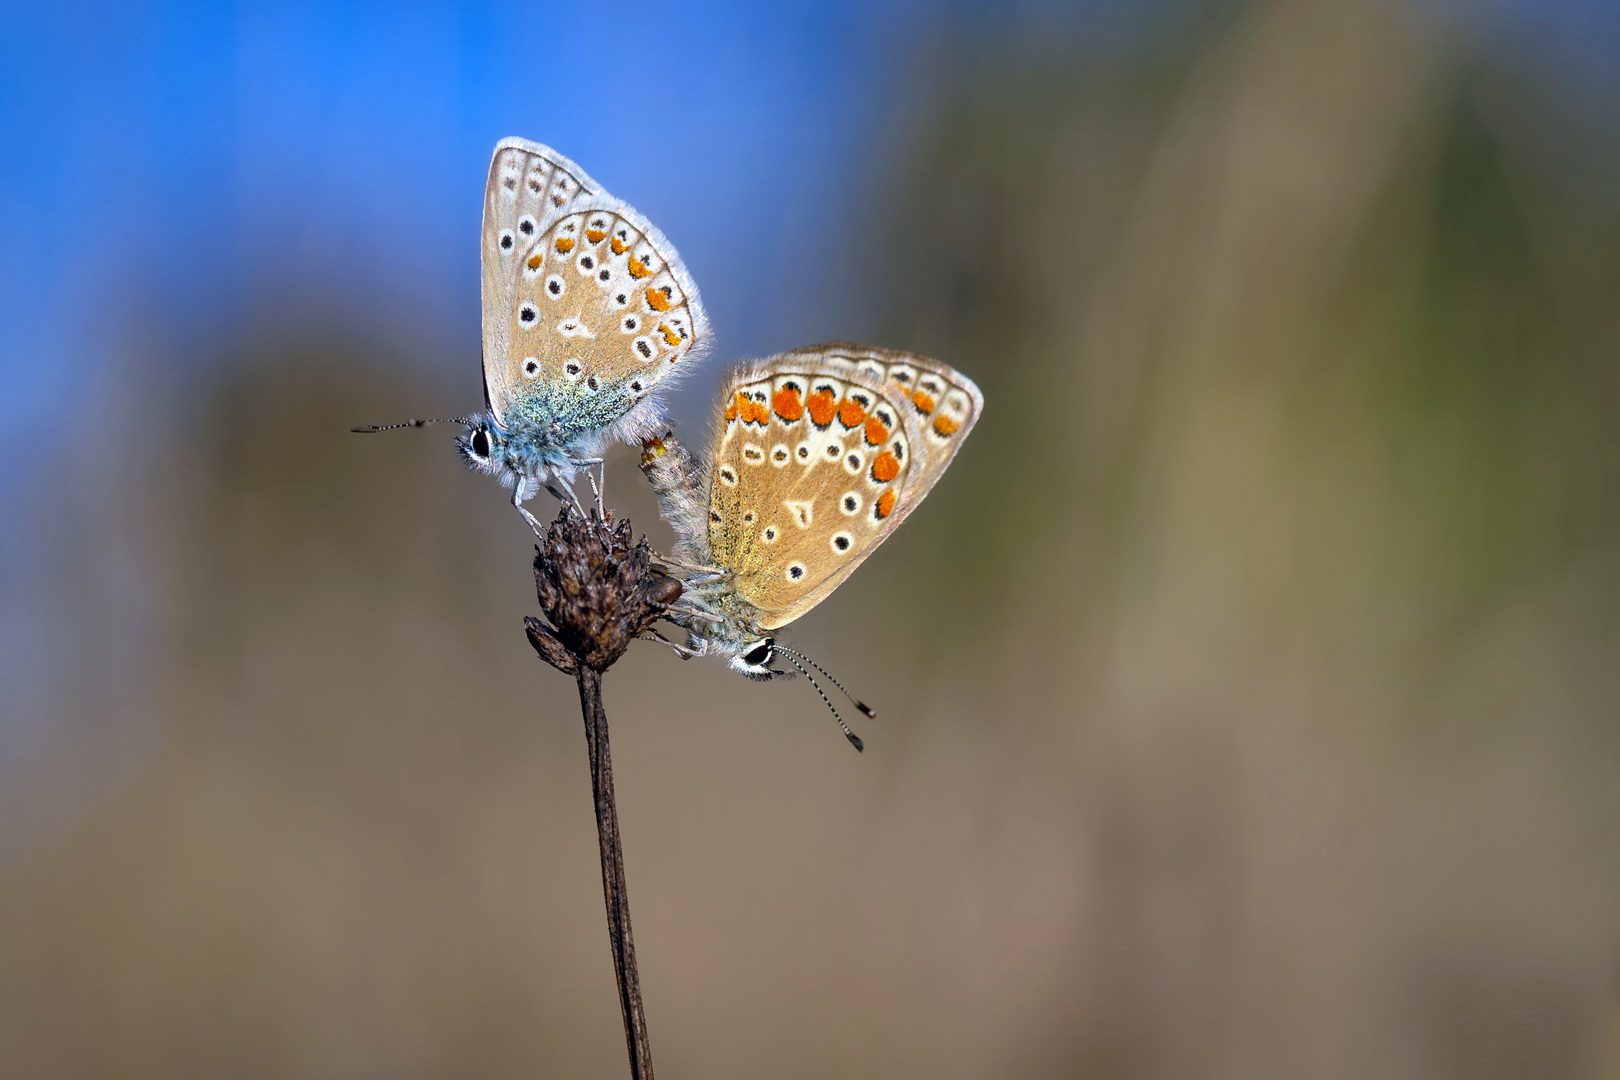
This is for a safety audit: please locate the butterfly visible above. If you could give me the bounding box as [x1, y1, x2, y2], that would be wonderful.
[640, 342, 982, 748]
[357, 138, 709, 528]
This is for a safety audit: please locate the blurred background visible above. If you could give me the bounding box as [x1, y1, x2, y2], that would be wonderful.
[4, 0, 1620, 1076]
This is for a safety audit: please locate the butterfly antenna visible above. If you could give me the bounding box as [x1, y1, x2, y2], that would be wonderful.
[776, 645, 876, 718]
[350, 417, 465, 433]
[777, 650, 864, 753]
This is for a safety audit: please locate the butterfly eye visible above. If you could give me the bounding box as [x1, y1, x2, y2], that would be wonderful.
[742, 641, 774, 667]
[471, 429, 491, 458]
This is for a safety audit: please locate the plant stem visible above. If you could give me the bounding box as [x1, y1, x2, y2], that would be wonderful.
[574, 665, 654, 1080]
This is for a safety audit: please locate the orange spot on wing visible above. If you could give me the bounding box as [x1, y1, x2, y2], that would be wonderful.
[645, 287, 672, 311]
[526, 253, 543, 270]
[772, 386, 804, 421]
[732, 395, 768, 425]
[837, 398, 866, 428]
[627, 255, 651, 278]
[875, 489, 897, 518]
[554, 237, 575, 254]
[610, 236, 628, 255]
[864, 417, 890, 446]
[585, 227, 606, 242]
[806, 389, 836, 427]
[911, 390, 936, 413]
[933, 414, 960, 437]
[870, 451, 900, 483]
[658, 323, 681, 346]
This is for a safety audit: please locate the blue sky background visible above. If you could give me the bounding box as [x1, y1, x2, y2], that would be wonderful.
[0, 0, 1615, 830]
[1, 0, 1613, 435]
[3, 2, 936, 421]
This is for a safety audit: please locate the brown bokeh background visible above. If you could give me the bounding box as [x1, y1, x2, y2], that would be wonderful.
[5, 1, 1620, 1076]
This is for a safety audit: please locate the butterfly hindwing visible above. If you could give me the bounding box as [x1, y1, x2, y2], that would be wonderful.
[482, 140, 709, 444]
[706, 344, 981, 631]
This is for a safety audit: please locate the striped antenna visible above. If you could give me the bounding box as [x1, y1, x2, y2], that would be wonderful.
[777, 649, 864, 752]
[350, 417, 466, 433]
[777, 645, 876, 718]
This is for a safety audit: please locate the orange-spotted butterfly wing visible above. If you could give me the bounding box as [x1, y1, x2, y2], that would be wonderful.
[705, 345, 979, 631]
[785, 342, 982, 537]
[481, 139, 709, 451]
[454, 138, 709, 524]
[481, 138, 598, 426]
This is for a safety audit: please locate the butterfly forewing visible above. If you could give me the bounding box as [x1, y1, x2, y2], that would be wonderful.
[481, 139, 598, 424]
[791, 342, 982, 533]
[707, 345, 981, 630]
[482, 141, 709, 442]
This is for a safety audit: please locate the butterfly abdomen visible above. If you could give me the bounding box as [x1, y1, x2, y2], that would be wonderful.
[639, 432, 711, 566]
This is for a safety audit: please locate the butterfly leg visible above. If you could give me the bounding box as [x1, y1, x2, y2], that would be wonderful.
[540, 474, 587, 518]
[665, 604, 722, 623]
[570, 458, 606, 517]
[654, 555, 726, 578]
[512, 489, 546, 535]
[638, 627, 700, 660]
[661, 586, 722, 615]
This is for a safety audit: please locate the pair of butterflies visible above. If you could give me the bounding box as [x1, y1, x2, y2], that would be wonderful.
[374, 138, 982, 727]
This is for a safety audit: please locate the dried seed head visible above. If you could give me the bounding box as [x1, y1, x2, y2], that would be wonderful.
[527, 505, 682, 673]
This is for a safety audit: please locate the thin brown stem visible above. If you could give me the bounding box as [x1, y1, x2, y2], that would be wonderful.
[526, 506, 679, 1078]
[574, 665, 654, 1079]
